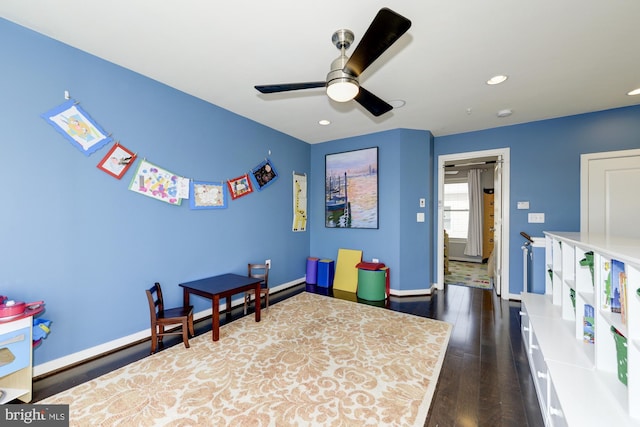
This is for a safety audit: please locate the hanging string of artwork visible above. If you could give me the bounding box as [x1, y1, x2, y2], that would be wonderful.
[41, 97, 283, 210]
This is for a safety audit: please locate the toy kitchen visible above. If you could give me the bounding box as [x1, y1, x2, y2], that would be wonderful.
[0, 296, 47, 404]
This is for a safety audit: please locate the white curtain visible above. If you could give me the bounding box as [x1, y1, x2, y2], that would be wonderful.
[464, 169, 483, 256]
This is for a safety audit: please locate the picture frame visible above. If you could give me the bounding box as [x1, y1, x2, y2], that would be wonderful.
[190, 180, 227, 209]
[96, 143, 137, 179]
[128, 159, 182, 206]
[251, 158, 278, 191]
[41, 99, 113, 156]
[325, 146, 378, 229]
[227, 174, 254, 200]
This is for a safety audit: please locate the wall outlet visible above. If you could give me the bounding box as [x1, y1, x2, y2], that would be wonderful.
[372, 258, 379, 263]
[265, 259, 271, 269]
[528, 213, 545, 223]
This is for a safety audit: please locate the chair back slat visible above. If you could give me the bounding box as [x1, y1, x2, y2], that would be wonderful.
[248, 263, 269, 288]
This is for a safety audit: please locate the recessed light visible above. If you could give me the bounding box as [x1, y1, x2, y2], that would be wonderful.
[487, 75, 508, 85]
[318, 119, 331, 126]
[497, 109, 513, 118]
[628, 88, 640, 96]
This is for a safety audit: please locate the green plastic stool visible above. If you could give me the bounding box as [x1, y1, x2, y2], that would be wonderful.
[357, 269, 386, 301]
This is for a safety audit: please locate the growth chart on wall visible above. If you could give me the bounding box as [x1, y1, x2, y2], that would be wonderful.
[292, 172, 307, 232]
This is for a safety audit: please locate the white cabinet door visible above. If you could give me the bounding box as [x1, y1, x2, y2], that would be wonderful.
[581, 149, 640, 238]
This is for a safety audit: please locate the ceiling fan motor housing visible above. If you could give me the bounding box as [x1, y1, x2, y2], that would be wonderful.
[326, 29, 359, 102]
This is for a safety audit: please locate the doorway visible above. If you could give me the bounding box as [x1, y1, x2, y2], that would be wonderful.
[436, 148, 511, 298]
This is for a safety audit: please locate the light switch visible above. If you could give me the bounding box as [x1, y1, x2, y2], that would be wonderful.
[417, 212, 425, 222]
[517, 201, 530, 210]
[528, 213, 545, 223]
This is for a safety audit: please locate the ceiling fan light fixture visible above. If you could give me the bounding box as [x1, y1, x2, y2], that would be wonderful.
[326, 78, 359, 102]
[628, 88, 640, 96]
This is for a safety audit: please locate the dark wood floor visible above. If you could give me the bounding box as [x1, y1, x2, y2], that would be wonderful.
[29, 283, 544, 427]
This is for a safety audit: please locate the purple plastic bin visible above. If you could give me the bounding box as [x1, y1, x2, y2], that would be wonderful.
[306, 257, 319, 285]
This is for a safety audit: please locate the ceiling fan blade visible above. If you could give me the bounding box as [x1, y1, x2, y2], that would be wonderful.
[344, 8, 411, 77]
[354, 87, 393, 117]
[255, 82, 326, 94]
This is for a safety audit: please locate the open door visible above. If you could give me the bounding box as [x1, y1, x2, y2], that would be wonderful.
[492, 158, 503, 296]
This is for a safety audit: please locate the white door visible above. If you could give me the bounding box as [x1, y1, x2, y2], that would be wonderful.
[581, 149, 640, 238]
[493, 159, 503, 296]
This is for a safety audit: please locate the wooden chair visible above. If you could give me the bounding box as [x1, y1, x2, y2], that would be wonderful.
[145, 282, 194, 354]
[244, 263, 269, 315]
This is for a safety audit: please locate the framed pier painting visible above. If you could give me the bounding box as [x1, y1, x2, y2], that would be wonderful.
[325, 147, 378, 229]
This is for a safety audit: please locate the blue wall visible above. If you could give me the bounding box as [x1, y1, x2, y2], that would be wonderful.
[433, 105, 640, 294]
[0, 19, 310, 366]
[310, 129, 433, 292]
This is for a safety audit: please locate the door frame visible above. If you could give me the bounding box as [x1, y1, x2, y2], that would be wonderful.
[436, 148, 511, 299]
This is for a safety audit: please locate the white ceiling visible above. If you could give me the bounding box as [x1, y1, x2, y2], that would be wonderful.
[2, 0, 639, 144]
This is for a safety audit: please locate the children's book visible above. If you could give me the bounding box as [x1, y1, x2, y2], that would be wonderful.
[620, 269, 627, 324]
[583, 304, 595, 344]
[610, 260, 624, 314]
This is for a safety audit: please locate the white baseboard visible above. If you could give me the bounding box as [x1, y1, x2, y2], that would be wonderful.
[33, 277, 305, 378]
[509, 292, 523, 301]
[449, 256, 483, 263]
[389, 285, 434, 296]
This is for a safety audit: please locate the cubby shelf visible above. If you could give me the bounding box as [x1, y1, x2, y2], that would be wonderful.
[521, 232, 640, 426]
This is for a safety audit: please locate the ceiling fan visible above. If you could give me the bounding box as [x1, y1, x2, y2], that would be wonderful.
[254, 8, 412, 117]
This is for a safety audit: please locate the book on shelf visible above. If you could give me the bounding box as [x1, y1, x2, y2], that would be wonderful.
[620, 268, 627, 325]
[583, 304, 595, 344]
[610, 260, 624, 314]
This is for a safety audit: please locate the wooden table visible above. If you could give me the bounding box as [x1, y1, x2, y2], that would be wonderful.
[179, 273, 262, 341]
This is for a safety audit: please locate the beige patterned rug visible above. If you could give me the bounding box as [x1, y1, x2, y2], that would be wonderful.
[40, 292, 452, 426]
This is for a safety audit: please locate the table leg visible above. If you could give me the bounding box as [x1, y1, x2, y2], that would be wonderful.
[212, 295, 220, 341]
[254, 282, 261, 322]
[226, 296, 232, 318]
[183, 288, 190, 308]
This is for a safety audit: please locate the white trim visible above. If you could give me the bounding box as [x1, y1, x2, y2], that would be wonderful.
[437, 148, 511, 299]
[33, 277, 305, 377]
[389, 286, 434, 297]
[508, 292, 522, 301]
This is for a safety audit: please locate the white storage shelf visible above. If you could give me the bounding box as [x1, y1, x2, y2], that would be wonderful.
[522, 232, 640, 426]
